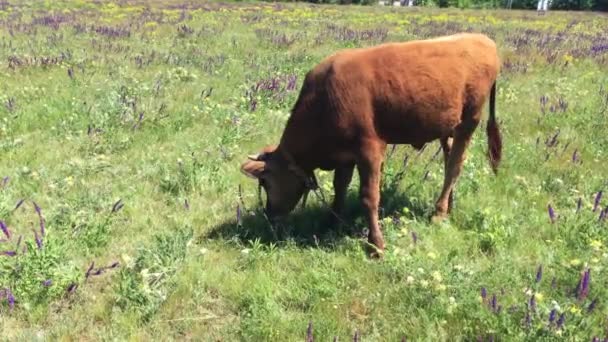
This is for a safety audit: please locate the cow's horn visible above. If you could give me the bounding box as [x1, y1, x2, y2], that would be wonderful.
[248, 153, 260, 161]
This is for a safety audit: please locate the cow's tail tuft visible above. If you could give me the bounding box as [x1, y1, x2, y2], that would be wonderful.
[486, 81, 502, 175]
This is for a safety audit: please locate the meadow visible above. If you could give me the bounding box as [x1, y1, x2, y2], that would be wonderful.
[1, 0, 608, 340]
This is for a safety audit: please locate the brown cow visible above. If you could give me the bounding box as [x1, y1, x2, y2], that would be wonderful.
[241, 33, 502, 257]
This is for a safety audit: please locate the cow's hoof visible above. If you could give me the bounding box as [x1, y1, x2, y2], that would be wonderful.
[366, 245, 385, 259]
[431, 213, 448, 224]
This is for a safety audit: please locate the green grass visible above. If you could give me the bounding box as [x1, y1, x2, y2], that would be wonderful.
[1, 0, 608, 340]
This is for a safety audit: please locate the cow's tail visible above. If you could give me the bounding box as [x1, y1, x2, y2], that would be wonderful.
[486, 81, 502, 175]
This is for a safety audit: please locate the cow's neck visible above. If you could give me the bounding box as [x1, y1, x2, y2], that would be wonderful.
[277, 115, 320, 174]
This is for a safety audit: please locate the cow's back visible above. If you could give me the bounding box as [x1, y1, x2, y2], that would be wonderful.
[324, 33, 500, 146]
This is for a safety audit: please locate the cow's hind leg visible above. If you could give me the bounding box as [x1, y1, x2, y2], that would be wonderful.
[432, 120, 479, 223]
[440, 137, 454, 213]
[357, 139, 387, 257]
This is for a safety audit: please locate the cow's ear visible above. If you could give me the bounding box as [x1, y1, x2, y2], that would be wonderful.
[240, 159, 266, 179]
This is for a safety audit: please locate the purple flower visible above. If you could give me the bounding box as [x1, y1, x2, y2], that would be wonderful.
[548, 309, 556, 324]
[535, 264, 543, 283]
[529, 295, 536, 312]
[111, 199, 124, 213]
[548, 204, 556, 223]
[7, 288, 14, 310]
[481, 287, 487, 300]
[524, 311, 531, 328]
[66, 283, 78, 294]
[2, 250, 16, 256]
[14, 199, 24, 211]
[579, 268, 591, 300]
[0, 221, 10, 239]
[34, 230, 43, 249]
[85, 261, 95, 279]
[491, 294, 497, 312]
[43, 279, 52, 287]
[593, 191, 602, 212]
[33, 201, 42, 216]
[556, 313, 565, 328]
[306, 321, 313, 342]
[571, 149, 579, 163]
[587, 298, 597, 313]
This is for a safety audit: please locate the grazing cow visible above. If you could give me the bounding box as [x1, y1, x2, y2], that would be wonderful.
[241, 33, 502, 257]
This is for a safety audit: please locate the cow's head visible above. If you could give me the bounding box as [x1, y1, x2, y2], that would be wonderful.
[240, 145, 310, 220]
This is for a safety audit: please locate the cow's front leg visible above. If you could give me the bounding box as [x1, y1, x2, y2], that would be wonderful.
[357, 141, 386, 257]
[327, 163, 355, 226]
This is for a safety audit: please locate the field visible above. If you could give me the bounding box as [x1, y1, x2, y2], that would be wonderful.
[1, 0, 608, 340]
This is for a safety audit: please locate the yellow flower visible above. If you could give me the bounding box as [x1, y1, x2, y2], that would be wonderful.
[590, 239, 603, 251]
[569, 259, 581, 266]
[428, 252, 437, 260]
[432, 271, 443, 283]
[534, 292, 544, 302]
[569, 305, 581, 315]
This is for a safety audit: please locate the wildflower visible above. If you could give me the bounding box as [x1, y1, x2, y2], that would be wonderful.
[535, 264, 543, 283]
[0, 221, 10, 239]
[431, 271, 443, 282]
[406, 276, 415, 284]
[593, 191, 602, 212]
[7, 288, 14, 310]
[85, 261, 95, 279]
[569, 305, 581, 315]
[548, 309, 556, 324]
[569, 259, 581, 266]
[576, 268, 591, 300]
[42, 279, 52, 287]
[556, 313, 565, 329]
[587, 299, 597, 313]
[529, 295, 536, 312]
[34, 230, 43, 249]
[548, 204, 556, 223]
[306, 321, 313, 342]
[535, 292, 544, 302]
[589, 239, 603, 251]
[427, 252, 437, 260]
[420, 280, 429, 288]
[480, 287, 487, 302]
[14, 199, 24, 211]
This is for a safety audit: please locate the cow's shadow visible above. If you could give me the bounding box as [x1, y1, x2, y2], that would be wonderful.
[204, 179, 432, 250]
